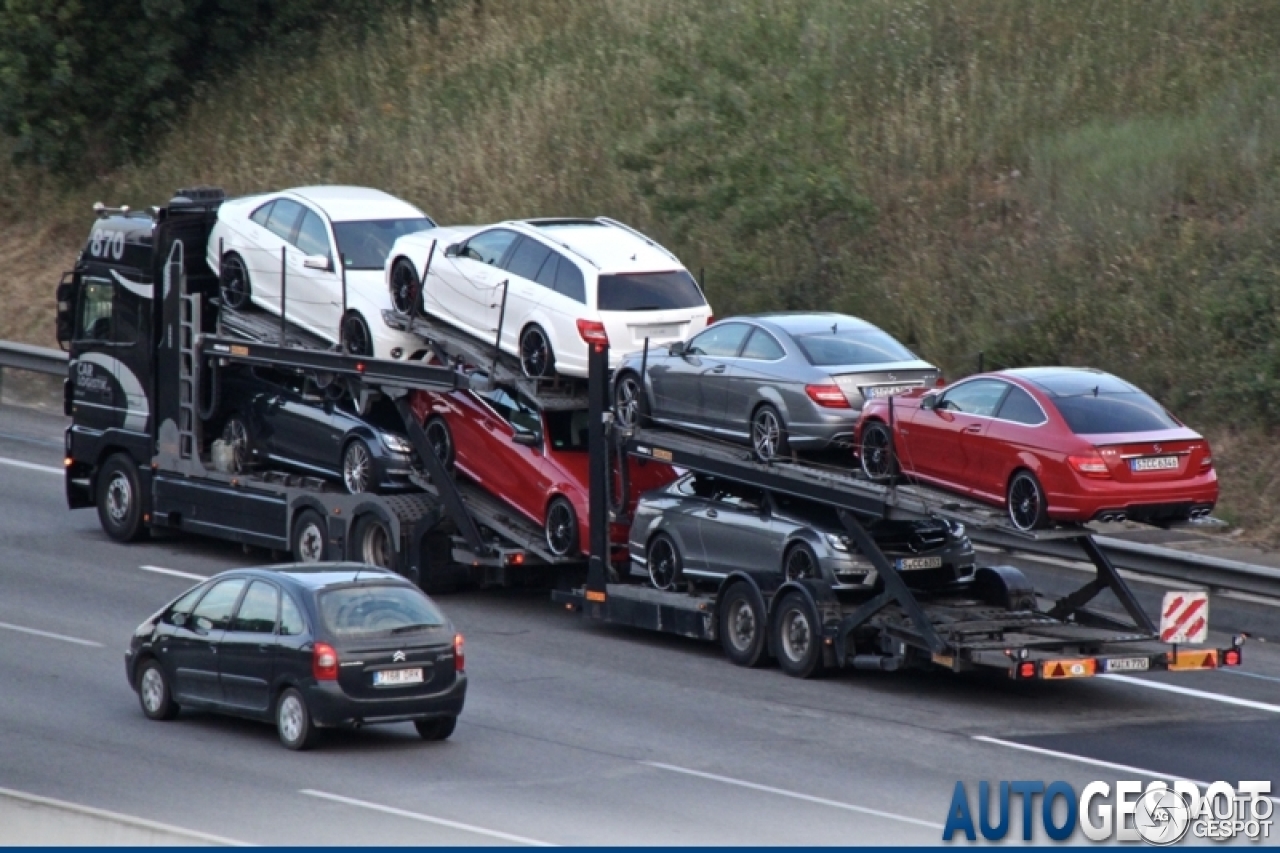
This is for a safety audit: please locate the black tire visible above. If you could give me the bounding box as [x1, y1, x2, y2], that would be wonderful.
[96, 453, 147, 542]
[414, 716, 457, 741]
[220, 252, 251, 310]
[544, 496, 578, 558]
[783, 543, 820, 582]
[859, 420, 898, 481]
[276, 687, 320, 751]
[220, 414, 251, 473]
[772, 591, 825, 679]
[646, 533, 682, 591]
[423, 416, 454, 471]
[291, 509, 328, 563]
[389, 257, 421, 315]
[1007, 470, 1049, 532]
[342, 438, 375, 494]
[351, 514, 396, 570]
[520, 324, 555, 379]
[719, 583, 768, 667]
[136, 659, 179, 721]
[613, 371, 650, 428]
[751, 404, 790, 463]
[342, 311, 374, 357]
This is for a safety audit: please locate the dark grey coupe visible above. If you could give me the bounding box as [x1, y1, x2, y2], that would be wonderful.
[627, 473, 975, 592]
[613, 312, 940, 461]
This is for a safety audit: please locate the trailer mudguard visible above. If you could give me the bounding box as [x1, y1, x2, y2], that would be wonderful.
[973, 565, 1036, 611]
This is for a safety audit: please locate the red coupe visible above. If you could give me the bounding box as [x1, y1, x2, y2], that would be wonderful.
[409, 385, 677, 557]
[856, 368, 1218, 531]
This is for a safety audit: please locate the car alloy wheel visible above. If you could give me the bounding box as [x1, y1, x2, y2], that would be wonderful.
[752, 405, 788, 462]
[1007, 471, 1048, 532]
[614, 373, 643, 428]
[520, 326, 554, 379]
[276, 687, 319, 750]
[545, 498, 577, 557]
[342, 312, 373, 357]
[784, 544, 819, 581]
[389, 257, 421, 315]
[343, 440, 373, 494]
[424, 417, 453, 470]
[647, 534, 681, 591]
[859, 421, 897, 480]
[219, 254, 251, 310]
[221, 416, 249, 473]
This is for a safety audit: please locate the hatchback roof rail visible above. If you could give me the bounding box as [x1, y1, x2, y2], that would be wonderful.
[594, 216, 679, 263]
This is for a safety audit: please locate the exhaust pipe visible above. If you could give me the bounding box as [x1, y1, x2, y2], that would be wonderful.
[851, 654, 900, 672]
[1113, 512, 1126, 523]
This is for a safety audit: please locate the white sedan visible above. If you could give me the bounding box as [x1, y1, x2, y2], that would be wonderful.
[207, 186, 435, 359]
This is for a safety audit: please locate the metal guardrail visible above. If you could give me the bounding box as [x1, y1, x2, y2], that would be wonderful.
[973, 529, 1280, 600]
[0, 341, 67, 376]
[0, 336, 1277, 599]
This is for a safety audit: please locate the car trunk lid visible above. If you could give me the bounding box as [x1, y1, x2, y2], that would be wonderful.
[831, 361, 940, 408]
[1086, 429, 1209, 483]
[334, 629, 457, 699]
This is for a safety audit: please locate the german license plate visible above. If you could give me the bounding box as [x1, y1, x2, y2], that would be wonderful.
[373, 667, 423, 686]
[1131, 455, 1178, 472]
[1102, 657, 1150, 672]
[633, 324, 679, 343]
[897, 555, 943, 570]
[867, 384, 916, 398]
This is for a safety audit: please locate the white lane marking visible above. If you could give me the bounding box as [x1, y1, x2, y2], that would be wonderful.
[300, 789, 555, 847]
[1220, 668, 1280, 685]
[0, 456, 62, 475]
[641, 761, 944, 829]
[0, 621, 103, 648]
[973, 736, 1280, 804]
[1101, 673, 1280, 714]
[140, 565, 208, 581]
[0, 785, 251, 846]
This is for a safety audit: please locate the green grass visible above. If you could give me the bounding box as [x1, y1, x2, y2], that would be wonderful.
[3, 0, 1280, 537]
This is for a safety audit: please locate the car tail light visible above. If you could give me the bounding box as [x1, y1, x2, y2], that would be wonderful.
[576, 319, 609, 346]
[453, 633, 465, 672]
[313, 642, 339, 681]
[1200, 454, 1213, 470]
[805, 384, 852, 409]
[935, 376, 947, 388]
[706, 315, 715, 325]
[1069, 454, 1111, 479]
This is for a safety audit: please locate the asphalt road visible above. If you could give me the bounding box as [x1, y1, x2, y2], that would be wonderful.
[0, 405, 1277, 845]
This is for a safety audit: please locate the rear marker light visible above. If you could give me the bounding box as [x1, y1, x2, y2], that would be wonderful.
[1069, 454, 1112, 479]
[1223, 648, 1241, 667]
[1016, 661, 1037, 680]
[313, 642, 339, 681]
[576, 319, 609, 347]
[453, 633, 465, 672]
[805, 384, 852, 409]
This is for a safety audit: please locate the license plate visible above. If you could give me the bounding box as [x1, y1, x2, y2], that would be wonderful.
[897, 556, 943, 571]
[867, 384, 917, 398]
[1102, 657, 1150, 672]
[633, 324, 679, 343]
[1131, 455, 1179, 472]
[373, 667, 423, 686]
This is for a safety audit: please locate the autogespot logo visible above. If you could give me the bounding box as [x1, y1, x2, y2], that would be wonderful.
[943, 780, 1273, 844]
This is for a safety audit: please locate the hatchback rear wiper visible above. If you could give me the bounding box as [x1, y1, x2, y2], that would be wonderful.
[390, 622, 442, 634]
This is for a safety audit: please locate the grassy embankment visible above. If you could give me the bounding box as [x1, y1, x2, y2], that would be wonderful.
[3, 0, 1279, 538]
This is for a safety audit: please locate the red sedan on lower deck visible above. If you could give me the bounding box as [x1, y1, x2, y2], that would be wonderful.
[409, 385, 676, 557]
[856, 367, 1218, 531]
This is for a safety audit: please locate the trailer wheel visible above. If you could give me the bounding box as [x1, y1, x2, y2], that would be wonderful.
[97, 453, 147, 543]
[352, 514, 396, 571]
[219, 252, 251, 310]
[389, 256, 421, 315]
[291, 509, 328, 563]
[772, 592, 825, 678]
[719, 583, 767, 667]
[646, 533, 682, 591]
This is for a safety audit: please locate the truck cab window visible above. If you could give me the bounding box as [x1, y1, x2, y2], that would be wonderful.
[78, 279, 113, 341]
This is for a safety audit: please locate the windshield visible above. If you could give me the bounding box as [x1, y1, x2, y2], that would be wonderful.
[1050, 392, 1180, 434]
[793, 328, 917, 366]
[318, 584, 446, 637]
[597, 271, 707, 311]
[334, 218, 435, 270]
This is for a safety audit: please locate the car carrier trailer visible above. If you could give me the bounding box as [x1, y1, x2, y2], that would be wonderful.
[552, 344, 1245, 680]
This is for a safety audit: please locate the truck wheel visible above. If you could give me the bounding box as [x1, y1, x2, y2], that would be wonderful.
[137, 659, 180, 721]
[646, 533, 682, 591]
[544, 497, 578, 557]
[291, 509, 328, 563]
[719, 583, 767, 667]
[414, 716, 457, 741]
[276, 687, 320, 751]
[220, 253, 251, 310]
[389, 257, 421, 315]
[352, 514, 396, 570]
[772, 592, 825, 678]
[97, 453, 147, 542]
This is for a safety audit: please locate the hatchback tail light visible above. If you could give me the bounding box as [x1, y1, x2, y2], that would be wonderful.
[805, 384, 852, 409]
[576, 319, 609, 347]
[453, 633, 465, 672]
[1069, 454, 1111, 479]
[313, 642, 339, 681]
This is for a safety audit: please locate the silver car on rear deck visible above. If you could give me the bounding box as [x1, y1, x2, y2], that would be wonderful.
[612, 312, 940, 462]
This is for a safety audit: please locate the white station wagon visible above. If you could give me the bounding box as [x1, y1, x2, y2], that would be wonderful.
[385, 218, 713, 378]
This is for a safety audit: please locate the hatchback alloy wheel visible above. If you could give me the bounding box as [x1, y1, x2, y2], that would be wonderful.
[140, 667, 165, 714]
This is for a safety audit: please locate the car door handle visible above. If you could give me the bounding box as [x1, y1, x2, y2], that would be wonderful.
[963, 425, 983, 433]
[705, 509, 718, 518]
[258, 644, 272, 653]
[710, 365, 726, 374]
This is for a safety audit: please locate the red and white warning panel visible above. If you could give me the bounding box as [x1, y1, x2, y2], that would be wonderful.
[1160, 591, 1209, 644]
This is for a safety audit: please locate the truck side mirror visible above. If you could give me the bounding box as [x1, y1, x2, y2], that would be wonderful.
[55, 275, 76, 350]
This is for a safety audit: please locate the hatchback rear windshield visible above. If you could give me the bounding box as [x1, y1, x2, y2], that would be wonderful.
[597, 271, 707, 311]
[1050, 392, 1180, 434]
[318, 584, 446, 637]
[334, 218, 435, 270]
[793, 328, 917, 366]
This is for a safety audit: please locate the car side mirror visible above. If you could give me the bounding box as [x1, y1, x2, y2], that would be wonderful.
[303, 254, 332, 271]
[444, 243, 461, 258]
[668, 341, 687, 357]
[920, 392, 939, 411]
[511, 431, 541, 448]
[170, 612, 187, 628]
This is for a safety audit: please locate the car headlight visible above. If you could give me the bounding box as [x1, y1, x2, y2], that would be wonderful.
[380, 432, 413, 453]
[825, 533, 851, 552]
